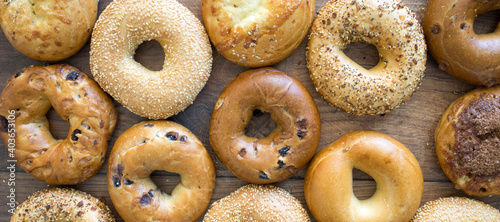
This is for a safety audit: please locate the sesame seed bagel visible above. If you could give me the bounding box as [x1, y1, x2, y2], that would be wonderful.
[90, 0, 212, 119]
[424, 0, 500, 86]
[305, 131, 423, 222]
[307, 0, 426, 115]
[411, 197, 500, 221]
[201, 0, 315, 67]
[0, 64, 117, 185]
[11, 187, 114, 222]
[107, 121, 216, 221]
[435, 86, 500, 196]
[203, 184, 310, 222]
[0, 0, 97, 61]
[209, 68, 321, 184]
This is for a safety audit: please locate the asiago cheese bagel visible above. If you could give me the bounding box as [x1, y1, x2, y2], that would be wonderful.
[107, 121, 216, 221]
[201, 0, 315, 67]
[307, 0, 426, 115]
[305, 131, 423, 222]
[90, 0, 212, 119]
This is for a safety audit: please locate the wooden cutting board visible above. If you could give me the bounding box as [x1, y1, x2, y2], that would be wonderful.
[0, 0, 498, 221]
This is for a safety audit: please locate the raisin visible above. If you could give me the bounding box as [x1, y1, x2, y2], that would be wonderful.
[238, 148, 247, 157]
[179, 135, 187, 142]
[66, 71, 79, 80]
[148, 190, 154, 197]
[112, 176, 121, 187]
[71, 129, 81, 141]
[277, 160, 285, 169]
[297, 131, 306, 139]
[259, 172, 269, 180]
[140, 194, 151, 206]
[123, 179, 134, 186]
[279, 147, 291, 157]
[166, 132, 179, 141]
[14, 71, 23, 78]
[143, 123, 154, 128]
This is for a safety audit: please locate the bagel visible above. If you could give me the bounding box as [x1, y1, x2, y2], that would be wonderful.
[11, 187, 114, 221]
[0, 64, 117, 185]
[90, 0, 212, 119]
[0, 0, 97, 61]
[424, 0, 500, 86]
[307, 0, 426, 115]
[203, 184, 310, 222]
[107, 121, 216, 221]
[411, 197, 500, 221]
[435, 86, 500, 196]
[305, 131, 423, 222]
[209, 67, 321, 184]
[201, 0, 315, 67]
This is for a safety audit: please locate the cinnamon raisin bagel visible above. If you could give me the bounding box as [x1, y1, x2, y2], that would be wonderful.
[0, 0, 98, 61]
[90, 0, 212, 119]
[11, 188, 114, 222]
[0, 64, 117, 185]
[424, 0, 500, 86]
[307, 0, 426, 115]
[435, 86, 500, 196]
[201, 0, 315, 67]
[209, 68, 321, 184]
[107, 121, 216, 221]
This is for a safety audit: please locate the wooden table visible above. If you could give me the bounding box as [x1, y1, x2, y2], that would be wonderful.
[0, 0, 499, 221]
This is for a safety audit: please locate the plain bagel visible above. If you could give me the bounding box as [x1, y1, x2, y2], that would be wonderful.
[11, 187, 114, 221]
[305, 131, 423, 222]
[307, 0, 426, 115]
[107, 121, 216, 221]
[90, 0, 212, 119]
[424, 0, 500, 86]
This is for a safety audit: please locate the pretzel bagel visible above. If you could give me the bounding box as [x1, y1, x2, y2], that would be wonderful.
[307, 0, 426, 115]
[424, 0, 500, 86]
[107, 121, 216, 221]
[209, 67, 321, 184]
[0, 64, 117, 185]
[90, 0, 212, 119]
[305, 131, 423, 222]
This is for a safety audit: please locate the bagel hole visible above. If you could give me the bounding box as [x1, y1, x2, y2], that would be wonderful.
[244, 109, 277, 139]
[47, 108, 70, 140]
[352, 168, 376, 200]
[134, 40, 165, 71]
[343, 42, 379, 70]
[473, 10, 500, 35]
[149, 170, 181, 196]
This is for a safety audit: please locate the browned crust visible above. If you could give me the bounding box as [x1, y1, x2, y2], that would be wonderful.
[411, 197, 500, 221]
[90, 0, 212, 119]
[107, 120, 216, 221]
[423, 0, 500, 86]
[203, 184, 310, 222]
[11, 187, 115, 221]
[0, 0, 97, 61]
[306, 0, 426, 115]
[0, 64, 117, 185]
[305, 131, 423, 221]
[201, 0, 315, 67]
[209, 67, 321, 184]
[435, 86, 500, 196]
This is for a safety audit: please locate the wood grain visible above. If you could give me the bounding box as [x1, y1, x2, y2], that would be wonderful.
[0, 0, 499, 221]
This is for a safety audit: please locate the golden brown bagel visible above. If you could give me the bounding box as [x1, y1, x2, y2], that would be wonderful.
[209, 68, 321, 184]
[107, 121, 216, 222]
[0, 64, 117, 185]
[424, 0, 500, 86]
[90, 0, 212, 119]
[411, 197, 500, 221]
[305, 131, 423, 222]
[435, 86, 500, 196]
[11, 187, 114, 222]
[0, 0, 97, 61]
[203, 184, 310, 222]
[201, 0, 314, 67]
[307, 0, 426, 115]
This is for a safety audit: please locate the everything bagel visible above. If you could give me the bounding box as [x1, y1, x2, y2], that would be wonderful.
[307, 0, 426, 115]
